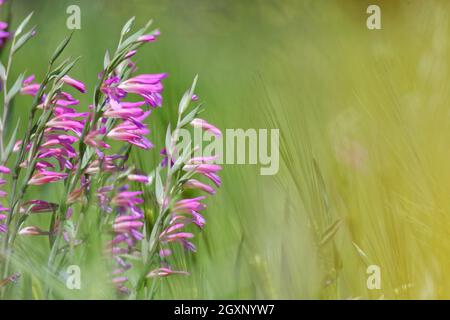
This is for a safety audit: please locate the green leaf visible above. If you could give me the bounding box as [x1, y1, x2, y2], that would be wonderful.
[178, 90, 190, 116]
[189, 74, 198, 96]
[141, 225, 148, 263]
[103, 50, 110, 70]
[178, 75, 198, 115]
[50, 33, 73, 65]
[121, 16, 135, 36]
[1, 119, 20, 162]
[118, 27, 145, 51]
[81, 147, 94, 169]
[319, 219, 342, 247]
[155, 169, 164, 207]
[6, 73, 24, 102]
[12, 26, 36, 54]
[49, 58, 70, 77]
[15, 12, 34, 37]
[179, 106, 200, 127]
[352, 242, 371, 266]
[144, 18, 153, 30]
[54, 56, 81, 82]
[165, 123, 172, 155]
[0, 61, 6, 81]
[170, 144, 191, 174]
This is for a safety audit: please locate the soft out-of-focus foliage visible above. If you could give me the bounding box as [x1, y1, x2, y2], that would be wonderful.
[4, 0, 450, 299]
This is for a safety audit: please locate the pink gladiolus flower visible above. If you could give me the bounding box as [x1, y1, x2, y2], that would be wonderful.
[146, 267, 189, 278]
[28, 170, 68, 185]
[45, 118, 85, 133]
[113, 220, 144, 233]
[20, 200, 58, 213]
[191, 211, 206, 228]
[117, 73, 167, 107]
[21, 75, 40, 96]
[61, 75, 86, 93]
[107, 118, 153, 150]
[183, 163, 222, 174]
[23, 74, 35, 85]
[0, 19, 224, 294]
[112, 190, 144, 207]
[137, 29, 160, 43]
[20, 84, 39, 96]
[0, 14, 9, 48]
[83, 127, 110, 149]
[106, 183, 147, 292]
[160, 210, 204, 250]
[0, 165, 10, 174]
[18, 226, 50, 236]
[183, 163, 222, 187]
[173, 196, 207, 213]
[160, 148, 174, 167]
[0, 0, 7, 46]
[112, 277, 128, 284]
[104, 106, 144, 119]
[190, 118, 222, 137]
[101, 73, 166, 108]
[128, 174, 150, 184]
[159, 248, 172, 257]
[124, 50, 137, 59]
[137, 34, 156, 42]
[184, 179, 216, 195]
[160, 222, 185, 236]
[203, 172, 221, 187]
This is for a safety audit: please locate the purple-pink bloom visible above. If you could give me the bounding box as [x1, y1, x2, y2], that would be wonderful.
[18, 226, 50, 236]
[128, 174, 150, 184]
[184, 179, 216, 195]
[0, 7, 9, 48]
[146, 267, 189, 278]
[20, 200, 58, 213]
[124, 50, 137, 59]
[28, 170, 68, 185]
[102, 73, 167, 108]
[107, 115, 153, 150]
[183, 162, 222, 187]
[173, 196, 207, 213]
[160, 148, 174, 167]
[190, 118, 222, 137]
[137, 29, 160, 43]
[61, 75, 86, 93]
[137, 34, 156, 42]
[0, 165, 10, 174]
[183, 163, 222, 174]
[20, 75, 40, 96]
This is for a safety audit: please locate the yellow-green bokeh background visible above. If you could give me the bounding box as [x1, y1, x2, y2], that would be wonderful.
[3, 0, 450, 299]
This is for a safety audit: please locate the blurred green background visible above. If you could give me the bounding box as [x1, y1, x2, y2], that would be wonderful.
[4, 0, 450, 299]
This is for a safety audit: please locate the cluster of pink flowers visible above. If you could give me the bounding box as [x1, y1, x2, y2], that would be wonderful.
[151, 124, 222, 277]
[108, 184, 145, 293]
[19, 75, 87, 186]
[0, 14, 223, 297]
